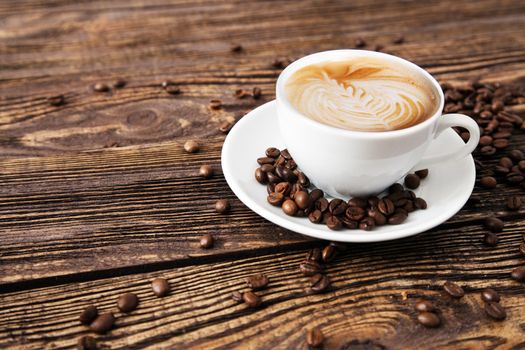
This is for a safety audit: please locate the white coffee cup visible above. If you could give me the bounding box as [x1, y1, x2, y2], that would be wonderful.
[276, 50, 479, 198]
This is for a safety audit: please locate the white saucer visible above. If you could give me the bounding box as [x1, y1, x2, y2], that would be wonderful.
[221, 100, 475, 243]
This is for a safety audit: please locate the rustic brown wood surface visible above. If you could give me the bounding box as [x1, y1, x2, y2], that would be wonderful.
[1, 0, 525, 349]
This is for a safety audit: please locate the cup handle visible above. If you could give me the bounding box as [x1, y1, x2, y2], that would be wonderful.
[413, 113, 480, 170]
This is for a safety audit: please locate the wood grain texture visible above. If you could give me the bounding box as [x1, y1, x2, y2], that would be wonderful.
[1, 0, 525, 348]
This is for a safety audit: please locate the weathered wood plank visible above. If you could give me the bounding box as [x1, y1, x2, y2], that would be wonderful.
[1, 228, 525, 349]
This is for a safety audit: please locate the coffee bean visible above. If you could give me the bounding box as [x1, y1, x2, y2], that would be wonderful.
[507, 172, 524, 183]
[232, 291, 243, 302]
[77, 335, 97, 350]
[479, 135, 493, 146]
[282, 199, 298, 216]
[93, 83, 110, 92]
[299, 259, 322, 276]
[354, 37, 366, 47]
[484, 217, 504, 233]
[493, 131, 511, 139]
[483, 232, 498, 247]
[252, 87, 262, 99]
[260, 164, 274, 173]
[113, 78, 126, 89]
[48, 94, 65, 106]
[267, 192, 284, 206]
[246, 273, 269, 290]
[479, 176, 497, 189]
[297, 172, 310, 187]
[242, 291, 261, 307]
[404, 174, 420, 189]
[481, 288, 500, 303]
[359, 217, 376, 231]
[388, 211, 407, 225]
[511, 267, 525, 282]
[344, 206, 364, 221]
[219, 121, 234, 134]
[255, 168, 268, 184]
[184, 140, 200, 153]
[257, 157, 275, 165]
[199, 165, 214, 179]
[368, 196, 380, 207]
[294, 191, 310, 209]
[499, 157, 514, 168]
[151, 278, 170, 297]
[89, 312, 115, 334]
[165, 85, 181, 95]
[117, 293, 139, 313]
[310, 273, 330, 293]
[306, 248, 322, 262]
[274, 182, 290, 195]
[328, 198, 346, 215]
[393, 35, 405, 44]
[520, 243, 525, 256]
[281, 149, 292, 160]
[265, 147, 280, 158]
[231, 44, 243, 53]
[79, 305, 98, 325]
[321, 245, 337, 263]
[389, 183, 404, 194]
[480, 145, 496, 156]
[215, 199, 231, 214]
[316, 198, 329, 212]
[414, 198, 427, 210]
[199, 233, 214, 249]
[494, 165, 510, 175]
[417, 312, 440, 328]
[368, 208, 386, 225]
[484, 302, 507, 321]
[306, 327, 324, 347]
[509, 149, 524, 161]
[415, 169, 429, 179]
[506, 196, 522, 210]
[414, 299, 435, 312]
[310, 189, 324, 202]
[494, 139, 509, 149]
[326, 215, 343, 230]
[443, 281, 464, 299]
[308, 209, 323, 224]
[378, 198, 395, 215]
[348, 197, 368, 208]
[209, 99, 222, 110]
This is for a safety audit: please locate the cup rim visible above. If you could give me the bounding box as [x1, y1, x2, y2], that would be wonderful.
[276, 49, 445, 139]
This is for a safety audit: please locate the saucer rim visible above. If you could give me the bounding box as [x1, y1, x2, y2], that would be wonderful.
[221, 100, 475, 243]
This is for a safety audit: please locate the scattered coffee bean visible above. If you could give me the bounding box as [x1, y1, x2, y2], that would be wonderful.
[479, 176, 497, 189]
[306, 248, 322, 262]
[299, 259, 322, 276]
[77, 335, 97, 350]
[483, 232, 498, 247]
[506, 196, 522, 210]
[79, 305, 98, 325]
[117, 293, 139, 313]
[219, 121, 234, 134]
[199, 233, 214, 249]
[209, 99, 222, 110]
[417, 312, 441, 328]
[282, 199, 298, 216]
[414, 299, 435, 313]
[89, 312, 115, 334]
[443, 281, 464, 299]
[184, 140, 200, 153]
[215, 199, 231, 214]
[393, 35, 405, 44]
[151, 278, 170, 297]
[231, 44, 243, 53]
[321, 245, 337, 263]
[48, 94, 65, 106]
[93, 83, 110, 92]
[404, 174, 420, 189]
[113, 78, 126, 89]
[199, 165, 214, 179]
[415, 169, 428, 179]
[306, 327, 324, 347]
[511, 267, 525, 282]
[234, 88, 248, 99]
[165, 84, 181, 95]
[232, 291, 243, 302]
[252, 87, 262, 99]
[354, 37, 366, 47]
[484, 302, 507, 320]
[242, 291, 261, 307]
[310, 273, 330, 293]
[246, 273, 269, 290]
[484, 217, 504, 233]
[481, 288, 500, 303]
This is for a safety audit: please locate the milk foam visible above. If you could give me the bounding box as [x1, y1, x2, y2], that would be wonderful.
[285, 58, 438, 132]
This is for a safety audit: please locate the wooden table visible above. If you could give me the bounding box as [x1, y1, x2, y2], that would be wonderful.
[1, 1, 525, 348]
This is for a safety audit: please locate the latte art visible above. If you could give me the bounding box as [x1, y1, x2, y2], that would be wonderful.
[285, 59, 438, 132]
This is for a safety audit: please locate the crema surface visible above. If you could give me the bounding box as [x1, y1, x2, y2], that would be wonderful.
[285, 58, 438, 132]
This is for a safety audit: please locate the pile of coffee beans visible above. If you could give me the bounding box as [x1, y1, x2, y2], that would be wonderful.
[480, 288, 506, 321]
[255, 147, 428, 231]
